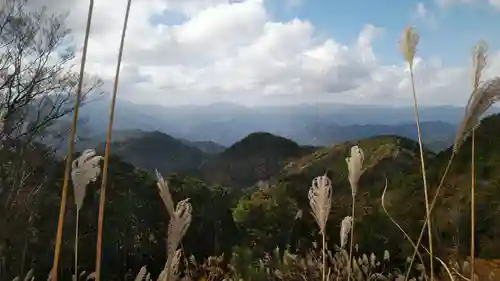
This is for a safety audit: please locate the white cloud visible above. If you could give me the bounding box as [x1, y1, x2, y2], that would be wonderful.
[413, 2, 438, 29]
[435, 0, 476, 8]
[415, 2, 428, 18]
[29, 0, 500, 107]
[489, 0, 500, 9]
[435, 0, 500, 10]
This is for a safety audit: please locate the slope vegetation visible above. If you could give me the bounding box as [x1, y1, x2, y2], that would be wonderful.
[201, 132, 317, 188]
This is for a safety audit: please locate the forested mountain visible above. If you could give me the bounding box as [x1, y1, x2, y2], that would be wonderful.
[3, 2, 500, 281]
[4, 112, 500, 280]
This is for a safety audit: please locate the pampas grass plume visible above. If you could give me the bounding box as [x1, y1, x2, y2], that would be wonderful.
[71, 148, 103, 281]
[308, 175, 332, 281]
[399, 26, 419, 66]
[454, 77, 500, 152]
[346, 145, 364, 197]
[340, 216, 353, 248]
[308, 175, 332, 235]
[72, 149, 103, 211]
[155, 170, 192, 281]
[155, 169, 175, 215]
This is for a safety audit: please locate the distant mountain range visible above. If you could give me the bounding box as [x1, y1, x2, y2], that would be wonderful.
[82, 127, 443, 189]
[71, 97, 500, 151]
[90, 130, 315, 185]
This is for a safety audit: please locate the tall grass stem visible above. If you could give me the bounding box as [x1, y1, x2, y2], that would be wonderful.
[470, 129, 476, 281]
[405, 154, 455, 280]
[94, 0, 132, 280]
[408, 63, 434, 281]
[74, 210, 80, 281]
[347, 198, 355, 281]
[50, 1, 94, 280]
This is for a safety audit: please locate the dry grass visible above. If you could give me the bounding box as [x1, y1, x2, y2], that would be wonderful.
[308, 175, 332, 281]
[399, 26, 435, 281]
[50, 1, 95, 280]
[71, 149, 103, 281]
[94, 1, 132, 280]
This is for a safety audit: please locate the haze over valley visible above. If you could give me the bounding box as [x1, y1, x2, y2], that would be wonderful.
[74, 98, 499, 152]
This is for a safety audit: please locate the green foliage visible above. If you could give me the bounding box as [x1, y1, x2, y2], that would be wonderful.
[6, 114, 500, 279]
[201, 132, 316, 188]
[99, 131, 209, 176]
[167, 174, 239, 258]
[233, 184, 299, 255]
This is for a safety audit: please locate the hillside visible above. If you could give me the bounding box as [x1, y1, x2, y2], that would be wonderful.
[239, 113, 500, 259]
[179, 139, 226, 154]
[300, 121, 456, 151]
[97, 130, 209, 175]
[201, 132, 317, 188]
[430, 113, 500, 258]
[5, 116, 500, 280]
[260, 135, 430, 254]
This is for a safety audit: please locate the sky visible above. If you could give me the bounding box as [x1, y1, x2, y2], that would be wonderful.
[30, 0, 500, 107]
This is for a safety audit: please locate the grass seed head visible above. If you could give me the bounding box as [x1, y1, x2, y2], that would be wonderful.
[71, 148, 103, 211]
[472, 40, 488, 89]
[399, 26, 419, 66]
[340, 216, 353, 248]
[454, 77, 500, 152]
[156, 169, 175, 215]
[346, 145, 364, 197]
[308, 175, 333, 235]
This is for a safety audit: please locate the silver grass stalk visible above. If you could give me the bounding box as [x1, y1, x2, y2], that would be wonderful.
[399, 26, 419, 68]
[472, 41, 488, 91]
[52, 1, 94, 279]
[0, 107, 5, 135]
[340, 216, 352, 248]
[10, 269, 35, 281]
[453, 79, 500, 153]
[155, 171, 192, 281]
[346, 145, 364, 281]
[24, 269, 34, 281]
[295, 209, 303, 220]
[308, 175, 332, 281]
[308, 175, 332, 235]
[85, 272, 95, 280]
[346, 146, 364, 197]
[404, 45, 491, 281]
[134, 266, 148, 281]
[469, 41, 487, 281]
[166, 199, 192, 258]
[453, 41, 489, 152]
[71, 149, 103, 281]
[399, 26, 435, 281]
[155, 169, 175, 215]
[370, 253, 376, 268]
[456, 40, 489, 281]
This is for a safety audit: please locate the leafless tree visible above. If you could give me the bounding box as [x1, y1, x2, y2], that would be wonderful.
[0, 0, 102, 277]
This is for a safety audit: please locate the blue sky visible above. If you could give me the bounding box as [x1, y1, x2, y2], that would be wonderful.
[264, 0, 500, 66]
[150, 0, 500, 67]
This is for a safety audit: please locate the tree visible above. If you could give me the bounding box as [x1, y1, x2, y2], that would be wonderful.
[233, 183, 300, 255]
[0, 0, 102, 278]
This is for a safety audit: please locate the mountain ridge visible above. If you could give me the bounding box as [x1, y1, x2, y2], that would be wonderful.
[79, 98, 491, 148]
